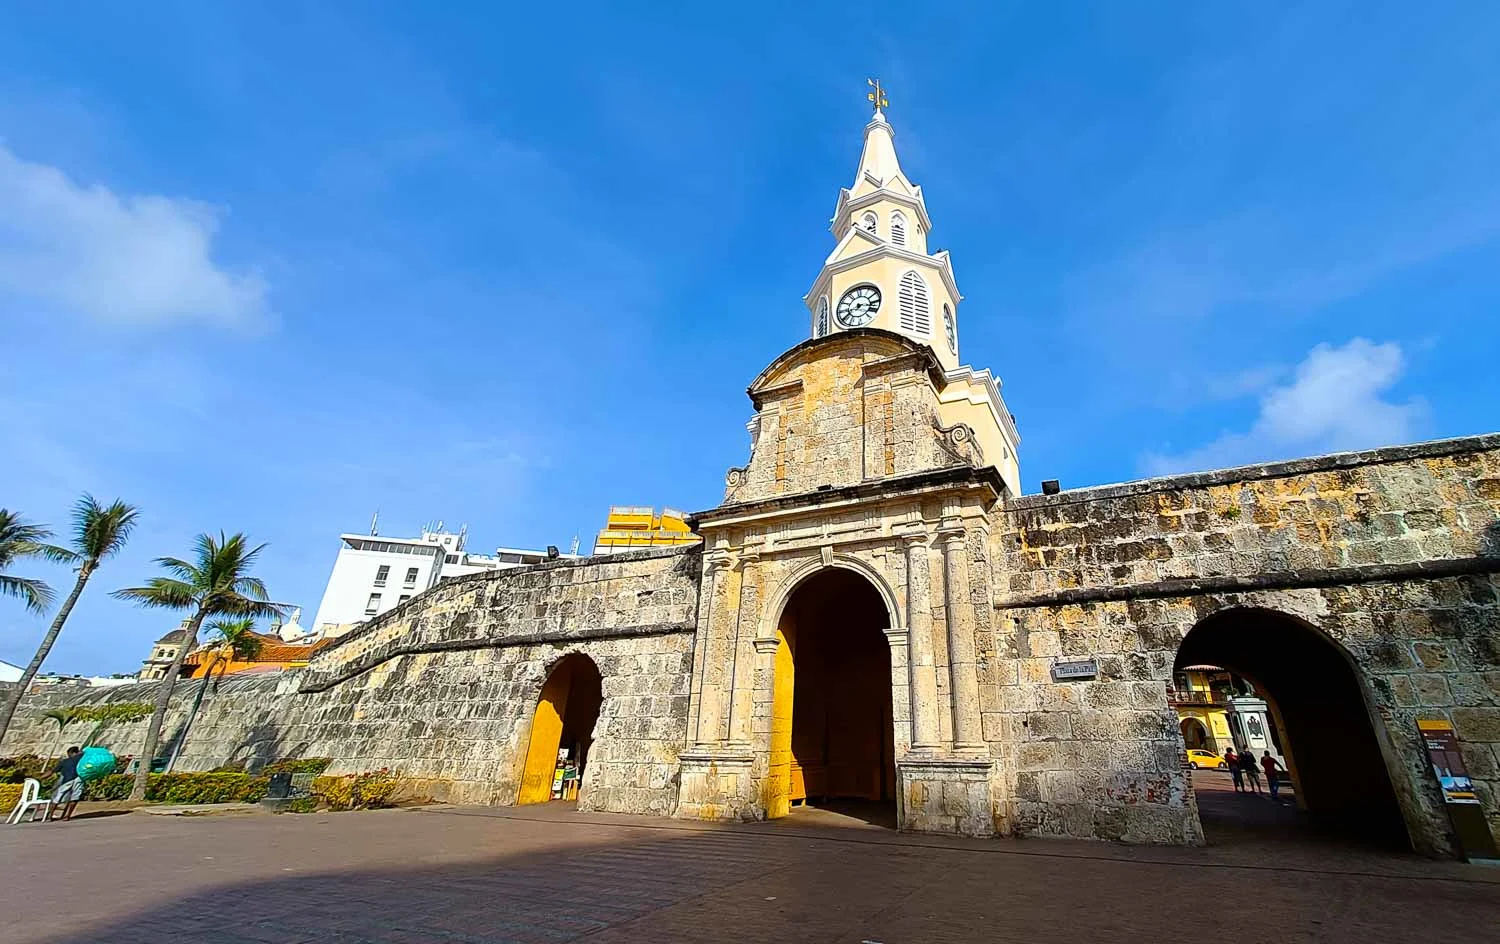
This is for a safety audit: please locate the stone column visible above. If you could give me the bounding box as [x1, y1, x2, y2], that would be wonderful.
[902, 534, 941, 751]
[940, 529, 984, 751]
[692, 554, 734, 748]
[725, 555, 760, 748]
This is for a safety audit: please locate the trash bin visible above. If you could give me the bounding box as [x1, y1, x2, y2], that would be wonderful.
[268, 772, 293, 799]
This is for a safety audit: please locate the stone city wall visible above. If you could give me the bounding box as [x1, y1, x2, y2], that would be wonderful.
[0, 546, 703, 813]
[987, 434, 1500, 852]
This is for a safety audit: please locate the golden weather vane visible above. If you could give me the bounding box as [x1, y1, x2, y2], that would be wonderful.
[867, 77, 888, 113]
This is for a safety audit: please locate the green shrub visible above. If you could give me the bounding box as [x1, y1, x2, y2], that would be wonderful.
[0, 783, 22, 811]
[279, 796, 319, 814]
[312, 769, 400, 811]
[83, 772, 268, 804]
[85, 774, 133, 801]
[151, 773, 270, 804]
[264, 757, 333, 775]
[0, 754, 57, 787]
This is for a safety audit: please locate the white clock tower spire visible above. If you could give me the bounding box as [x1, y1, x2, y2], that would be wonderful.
[804, 79, 963, 370]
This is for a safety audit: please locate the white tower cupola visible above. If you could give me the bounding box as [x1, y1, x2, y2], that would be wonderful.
[805, 79, 963, 370]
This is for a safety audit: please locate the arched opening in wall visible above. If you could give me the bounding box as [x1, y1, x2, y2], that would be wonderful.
[767, 567, 896, 827]
[1179, 717, 1211, 752]
[517, 653, 603, 806]
[1174, 609, 1408, 849]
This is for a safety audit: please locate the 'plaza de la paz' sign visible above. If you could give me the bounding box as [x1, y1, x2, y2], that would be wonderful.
[1052, 659, 1099, 682]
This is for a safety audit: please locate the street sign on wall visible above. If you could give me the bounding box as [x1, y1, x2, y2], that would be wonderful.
[1051, 659, 1098, 681]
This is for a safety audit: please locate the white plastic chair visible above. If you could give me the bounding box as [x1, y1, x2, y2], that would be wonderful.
[6, 778, 53, 824]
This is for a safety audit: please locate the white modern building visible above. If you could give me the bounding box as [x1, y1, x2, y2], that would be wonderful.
[310, 524, 574, 637]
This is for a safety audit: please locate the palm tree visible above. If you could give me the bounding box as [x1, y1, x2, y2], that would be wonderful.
[0, 496, 139, 745]
[114, 532, 286, 800]
[165, 618, 264, 772]
[0, 508, 66, 613]
[42, 706, 87, 760]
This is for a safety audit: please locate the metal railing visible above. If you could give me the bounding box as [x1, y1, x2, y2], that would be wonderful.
[1168, 690, 1228, 707]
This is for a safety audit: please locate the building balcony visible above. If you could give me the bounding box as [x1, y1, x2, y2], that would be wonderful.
[1168, 689, 1228, 708]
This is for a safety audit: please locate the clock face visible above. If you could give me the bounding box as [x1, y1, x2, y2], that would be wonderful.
[943, 306, 956, 353]
[836, 284, 882, 327]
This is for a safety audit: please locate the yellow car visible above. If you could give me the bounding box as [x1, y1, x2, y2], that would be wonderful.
[1185, 749, 1228, 769]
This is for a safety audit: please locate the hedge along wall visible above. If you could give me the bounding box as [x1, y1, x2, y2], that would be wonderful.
[0, 546, 703, 811]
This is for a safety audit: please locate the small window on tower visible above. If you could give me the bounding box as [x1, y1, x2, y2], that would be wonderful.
[890, 211, 907, 248]
[815, 297, 829, 338]
[861, 212, 877, 234]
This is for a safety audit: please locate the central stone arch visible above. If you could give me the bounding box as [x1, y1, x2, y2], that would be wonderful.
[763, 562, 900, 824]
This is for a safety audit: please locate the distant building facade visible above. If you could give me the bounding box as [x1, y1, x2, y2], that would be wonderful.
[593, 507, 700, 555]
[1171, 667, 1239, 753]
[310, 525, 572, 637]
[138, 622, 191, 681]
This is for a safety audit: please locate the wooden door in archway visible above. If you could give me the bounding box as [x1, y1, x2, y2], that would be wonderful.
[518, 654, 602, 805]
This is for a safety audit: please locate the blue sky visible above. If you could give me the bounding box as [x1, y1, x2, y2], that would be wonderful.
[2, 3, 1498, 674]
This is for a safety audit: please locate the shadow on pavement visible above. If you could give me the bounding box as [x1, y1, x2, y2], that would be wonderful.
[19, 803, 1500, 944]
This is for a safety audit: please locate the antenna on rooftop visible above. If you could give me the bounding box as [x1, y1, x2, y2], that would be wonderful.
[569, 535, 580, 555]
[458, 523, 468, 551]
[370, 510, 379, 536]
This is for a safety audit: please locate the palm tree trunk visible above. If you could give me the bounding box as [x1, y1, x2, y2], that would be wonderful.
[165, 655, 219, 773]
[0, 563, 93, 748]
[131, 608, 206, 801]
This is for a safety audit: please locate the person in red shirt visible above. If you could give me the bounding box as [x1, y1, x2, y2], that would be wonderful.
[1261, 752, 1286, 801]
[1224, 748, 1242, 792]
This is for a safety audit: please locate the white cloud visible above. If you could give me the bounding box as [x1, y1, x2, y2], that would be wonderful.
[0, 144, 267, 328]
[1143, 339, 1426, 475]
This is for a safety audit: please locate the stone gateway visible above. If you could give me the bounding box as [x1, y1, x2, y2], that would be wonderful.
[5, 102, 1498, 859]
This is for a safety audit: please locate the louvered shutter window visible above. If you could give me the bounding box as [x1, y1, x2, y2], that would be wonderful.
[815, 297, 829, 337]
[890, 211, 907, 247]
[898, 271, 930, 335]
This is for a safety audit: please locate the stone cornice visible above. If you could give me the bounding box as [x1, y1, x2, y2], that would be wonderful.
[690, 465, 1007, 531]
[1008, 433, 1500, 507]
[297, 621, 696, 693]
[996, 556, 1500, 611]
[804, 242, 962, 313]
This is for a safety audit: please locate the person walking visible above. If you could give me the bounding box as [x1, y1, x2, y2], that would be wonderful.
[48, 746, 84, 822]
[1224, 748, 1243, 792]
[1261, 751, 1286, 801]
[1239, 748, 1262, 794]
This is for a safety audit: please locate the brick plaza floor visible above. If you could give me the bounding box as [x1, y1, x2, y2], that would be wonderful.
[2, 799, 1498, 944]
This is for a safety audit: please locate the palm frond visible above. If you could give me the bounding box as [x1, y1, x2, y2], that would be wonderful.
[0, 573, 53, 613]
[26, 542, 82, 565]
[232, 575, 272, 601]
[207, 617, 264, 662]
[0, 509, 54, 555]
[214, 596, 288, 620]
[73, 494, 140, 561]
[154, 555, 204, 584]
[113, 577, 197, 609]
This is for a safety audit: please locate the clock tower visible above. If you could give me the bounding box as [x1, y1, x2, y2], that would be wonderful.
[805, 82, 962, 371]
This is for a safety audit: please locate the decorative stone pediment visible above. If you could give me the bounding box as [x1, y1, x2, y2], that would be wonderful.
[721, 329, 981, 506]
